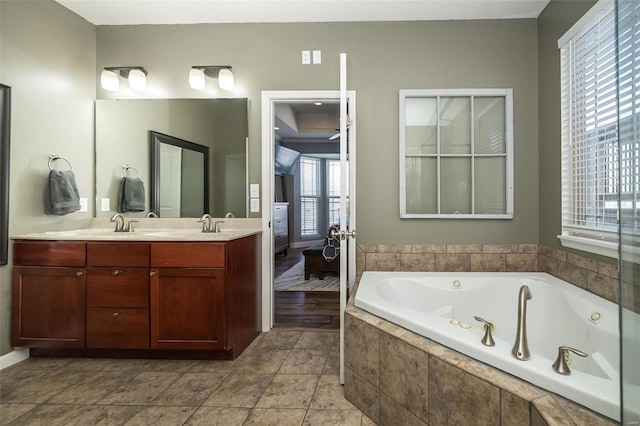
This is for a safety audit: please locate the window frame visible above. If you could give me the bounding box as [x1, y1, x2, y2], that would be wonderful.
[399, 88, 514, 219]
[557, 0, 619, 259]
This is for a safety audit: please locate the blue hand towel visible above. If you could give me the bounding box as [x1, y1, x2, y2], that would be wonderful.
[44, 170, 81, 215]
[118, 177, 145, 212]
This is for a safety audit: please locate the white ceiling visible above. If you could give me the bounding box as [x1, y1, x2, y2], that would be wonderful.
[55, 0, 551, 25]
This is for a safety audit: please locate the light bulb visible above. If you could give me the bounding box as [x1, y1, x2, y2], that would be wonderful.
[100, 69, 119, 92]
[218, 68, 234, 91]
[128, 69, 147, 91]
[189, 68, 206, 91]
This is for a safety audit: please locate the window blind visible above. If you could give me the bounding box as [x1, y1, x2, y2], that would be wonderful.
[300, 156, 320, 236]
[560, 2, 619, 240]
[618, 0, 640, 237]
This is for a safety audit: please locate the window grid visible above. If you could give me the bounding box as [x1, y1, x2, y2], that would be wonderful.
[327, 159, 349, 226]
[400, 89, 513, 218]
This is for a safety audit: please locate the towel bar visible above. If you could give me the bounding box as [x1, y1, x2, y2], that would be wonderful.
[122, 165, 140, 178]
[48, 154, 72, 171]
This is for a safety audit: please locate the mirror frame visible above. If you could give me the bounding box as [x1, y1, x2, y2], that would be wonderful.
[0, 84, 11, 266]
[149, 131, 210, 218]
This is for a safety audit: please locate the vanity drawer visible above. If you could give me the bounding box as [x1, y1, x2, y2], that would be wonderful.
[86, 308, 149, 349]
[87, 243, 150, 267]
[86, 267, 149, 308]
[13, 241, 85, 266]
[151, 243, 226, 268]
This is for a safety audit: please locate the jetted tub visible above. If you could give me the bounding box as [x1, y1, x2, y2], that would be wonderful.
[354, 271, 620, 421]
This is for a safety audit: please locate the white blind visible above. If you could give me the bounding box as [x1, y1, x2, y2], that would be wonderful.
[560, 1, 619, 240]
[300, 156, 320, 236]
[618, 0, 640, 236]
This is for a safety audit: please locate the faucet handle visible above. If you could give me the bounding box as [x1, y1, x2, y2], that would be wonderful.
[474, 316, 496, 347]
[214, 220, 225, 233]
[552, 346, 588, 375]
[125, 219, 138, 232]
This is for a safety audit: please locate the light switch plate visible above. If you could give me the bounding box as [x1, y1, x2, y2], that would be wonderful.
[302, 50, 311, 64]
[250, 198, 260, 213]
[250, 183, 260, 198]
[101, 198, 110, 212]
[79, 198, 88, 212]
[313, 50, 322, 64]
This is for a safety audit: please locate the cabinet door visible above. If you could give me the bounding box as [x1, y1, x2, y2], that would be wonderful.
[150, 268, 226, 350]
[12, 266, 86, 348]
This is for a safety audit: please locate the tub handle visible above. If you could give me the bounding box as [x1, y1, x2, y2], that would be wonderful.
[473, 316, 496, 347]
[552, 346, 588, 375]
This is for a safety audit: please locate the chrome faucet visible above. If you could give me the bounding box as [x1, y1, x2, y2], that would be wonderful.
[198, 214, 214, 233]
[512, 285, 532, 360]
[225, 212, 235, 218]
[110, 214, 126, 232]
[145, 211, 158, 218]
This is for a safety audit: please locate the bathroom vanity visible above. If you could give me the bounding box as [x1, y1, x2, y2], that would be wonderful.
[11, 223, 261, 359]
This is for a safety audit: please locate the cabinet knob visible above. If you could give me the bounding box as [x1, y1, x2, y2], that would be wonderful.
[75, 271, 84, 277]
[150, 271, 156, 277]
[112, 269, 122, 276]
[112, 311, 120, 318]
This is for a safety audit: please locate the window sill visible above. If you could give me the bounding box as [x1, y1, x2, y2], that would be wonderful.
[558, 234, 617, 259]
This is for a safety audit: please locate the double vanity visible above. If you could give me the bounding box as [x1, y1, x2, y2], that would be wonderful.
[10, 218, 261, 360]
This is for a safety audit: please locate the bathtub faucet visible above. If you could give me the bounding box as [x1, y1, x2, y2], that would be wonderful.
[511, 285, 532, 361]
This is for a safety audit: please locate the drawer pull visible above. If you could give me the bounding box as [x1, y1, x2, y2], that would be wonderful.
[150, 271, 156, 277]
[112, 269, 122, 276]
[112, 312, 120, 318]
[75, 271, 84, 277]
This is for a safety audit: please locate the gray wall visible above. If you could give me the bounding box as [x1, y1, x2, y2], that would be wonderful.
[96, 20, 540, 245]
[0, 0, 96, 356]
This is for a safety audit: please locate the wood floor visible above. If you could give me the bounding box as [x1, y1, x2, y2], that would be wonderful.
[274, 247, 340, 330]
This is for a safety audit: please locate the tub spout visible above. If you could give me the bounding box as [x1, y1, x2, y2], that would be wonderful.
[511, 285, 532, 361]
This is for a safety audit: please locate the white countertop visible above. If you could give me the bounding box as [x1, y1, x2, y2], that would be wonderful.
[12, 218, 262, 242]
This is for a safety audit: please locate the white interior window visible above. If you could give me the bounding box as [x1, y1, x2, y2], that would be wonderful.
[399, 89, 514, 219]
[300, 156, 320, 236]
[558, 0, 623, 258]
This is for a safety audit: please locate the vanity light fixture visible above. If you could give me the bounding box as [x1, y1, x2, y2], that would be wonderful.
[189, 66, 234, 91]
[100, 66, 148, 92]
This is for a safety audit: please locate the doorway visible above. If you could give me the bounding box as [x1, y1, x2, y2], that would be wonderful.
[271, 100, 343, 329]
[261, 90, 356, 333]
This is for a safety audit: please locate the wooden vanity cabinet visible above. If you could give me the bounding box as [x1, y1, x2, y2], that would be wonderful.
[12, 233, 261, 359]
[12, 241, 86, 348]
[86, 243, 150, 349]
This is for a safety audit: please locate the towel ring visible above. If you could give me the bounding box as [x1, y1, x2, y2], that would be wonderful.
[123, 165, 140, 178]
[48, 154, 73, 171]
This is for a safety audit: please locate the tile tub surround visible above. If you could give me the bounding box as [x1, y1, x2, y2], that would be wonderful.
[344, 293, 618, 426]
[356, 243, 621, 306]
[0, 330, 375, 426]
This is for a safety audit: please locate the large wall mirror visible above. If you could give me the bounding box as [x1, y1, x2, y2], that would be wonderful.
[95, 98, 248, 218]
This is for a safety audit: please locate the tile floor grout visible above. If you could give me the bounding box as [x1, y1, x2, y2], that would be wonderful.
[1, 330, 373, 426]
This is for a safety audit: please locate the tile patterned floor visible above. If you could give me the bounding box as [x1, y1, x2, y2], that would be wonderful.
[0, 330, 374, 426]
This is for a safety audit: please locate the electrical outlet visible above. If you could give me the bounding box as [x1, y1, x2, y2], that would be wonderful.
[101, 198, 110, 212]
[313, 50, 322, 64]
[302, 50, 311, 64]
[79, 198, 88, 212]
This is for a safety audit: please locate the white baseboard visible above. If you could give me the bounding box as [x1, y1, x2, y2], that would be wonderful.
[0, 348, 29, 370]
